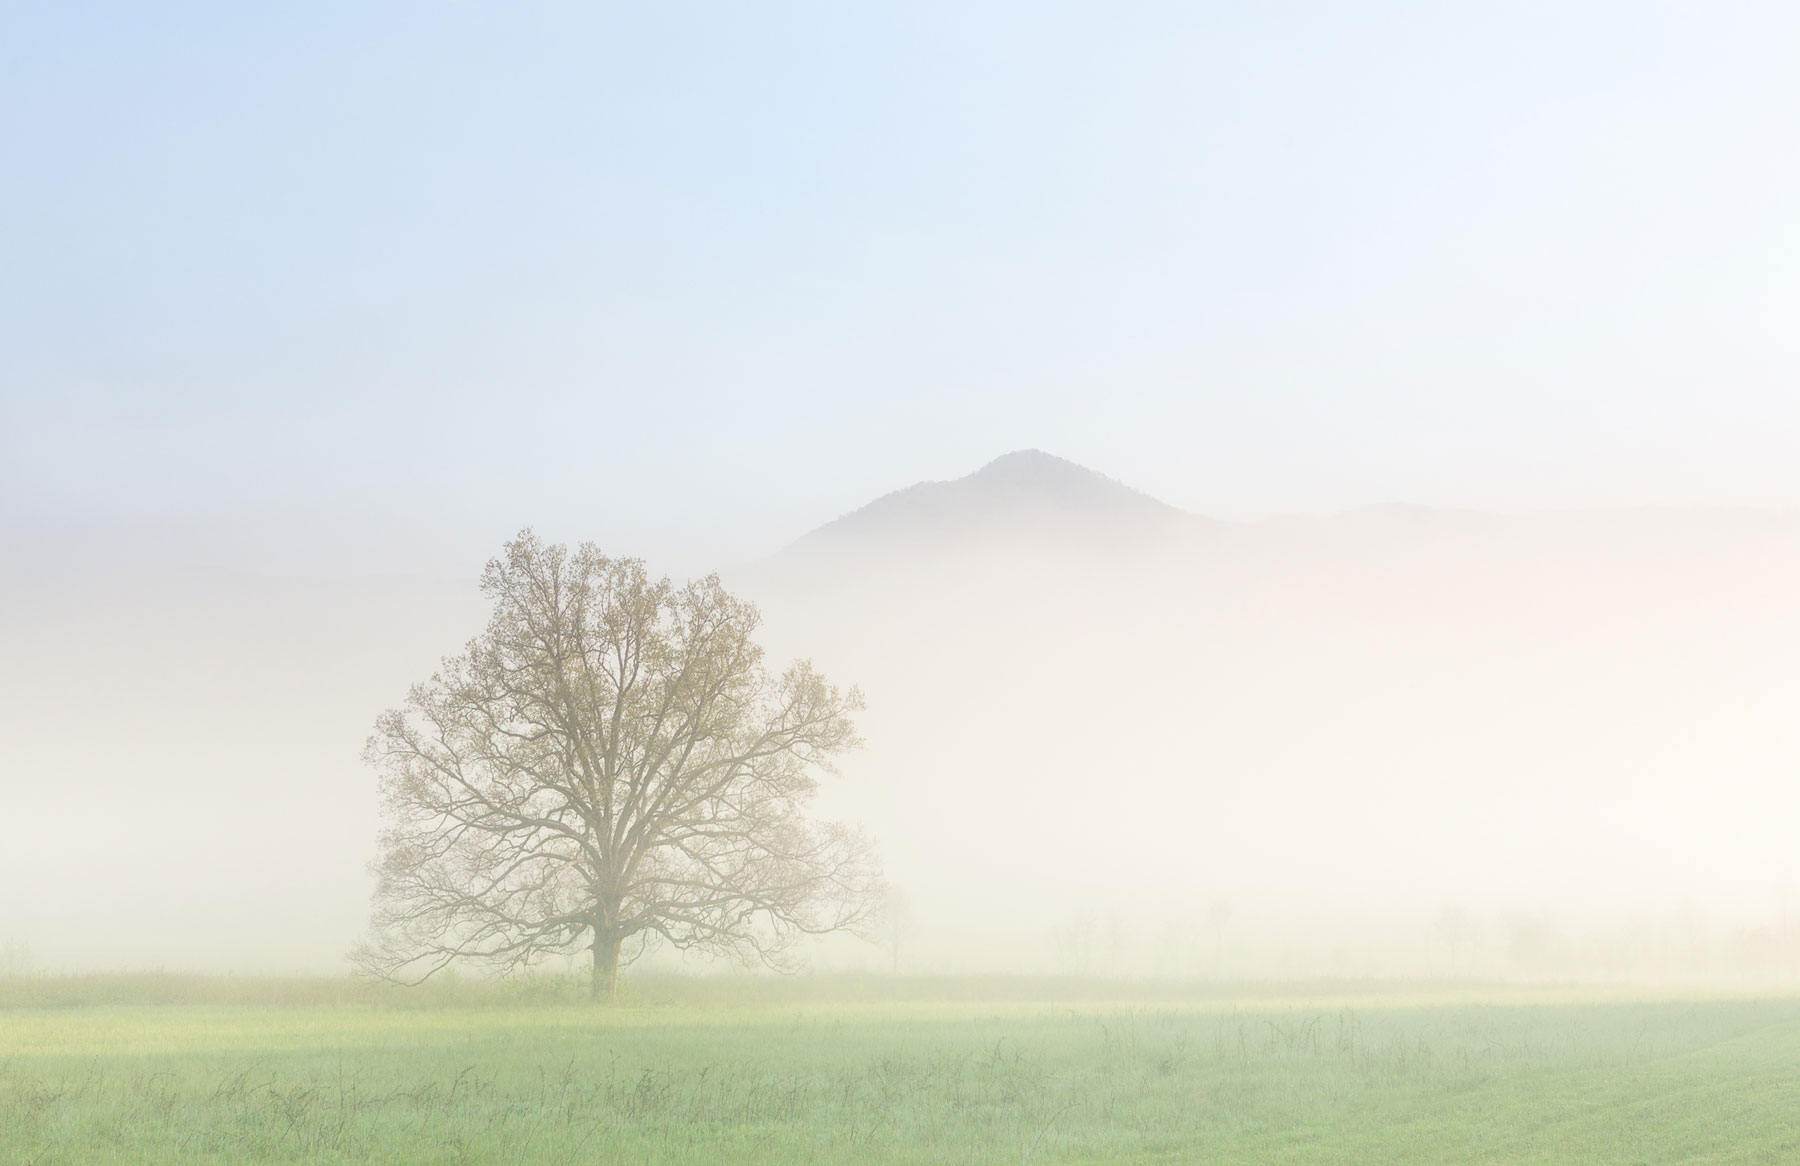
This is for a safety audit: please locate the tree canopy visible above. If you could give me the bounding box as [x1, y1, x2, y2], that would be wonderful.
[357, 531, 880, 999]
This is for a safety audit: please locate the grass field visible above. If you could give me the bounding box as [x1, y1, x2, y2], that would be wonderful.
[2, 976, 1797, 1163]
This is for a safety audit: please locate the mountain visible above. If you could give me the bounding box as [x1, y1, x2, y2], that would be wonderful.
[772, 450, 1557, 566]
[724, 455, 1800, 974]
[778, 449, 1207, 558]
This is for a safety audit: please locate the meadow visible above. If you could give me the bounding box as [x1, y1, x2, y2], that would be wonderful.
[2, 975, 1797, 1164]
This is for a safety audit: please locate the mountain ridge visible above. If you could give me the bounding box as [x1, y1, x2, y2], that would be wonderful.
[778, 449, 1204, 558]
[765, 449, 1800, 570]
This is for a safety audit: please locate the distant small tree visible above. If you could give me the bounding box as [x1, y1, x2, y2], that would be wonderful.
[1051, 915, 1098, 974]
[1505, 916, 1558, 975]
[1205, 900, 1231, 971]
[1428, 905, 1479, 975]
[883, 888, 915, 975]
[357, 531, 881, 1000]
[1103, 913, 1127, 973]
[0, 941, 32, 977]
[1152, 921, 1200, 977]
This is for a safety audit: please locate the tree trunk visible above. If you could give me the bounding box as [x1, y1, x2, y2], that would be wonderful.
[591, 927, 622, 1003]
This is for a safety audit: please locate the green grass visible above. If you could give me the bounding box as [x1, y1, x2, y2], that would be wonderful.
[3, 977, 1797, 1163]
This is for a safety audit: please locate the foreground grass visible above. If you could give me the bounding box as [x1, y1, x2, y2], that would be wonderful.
[2, 977, 1797, 1163]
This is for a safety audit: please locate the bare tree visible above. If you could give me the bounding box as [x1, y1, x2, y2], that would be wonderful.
[883, 887, 914, 975]
[1428, 904, 1479, 975]
[0, 940, 32, 977]
[1205, 900, 1230, 972]
[356, 531, 881, 1000]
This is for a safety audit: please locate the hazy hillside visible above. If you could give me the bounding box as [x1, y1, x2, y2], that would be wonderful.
[779, 449, 1207, 556]
[732, 455, 1800, 977]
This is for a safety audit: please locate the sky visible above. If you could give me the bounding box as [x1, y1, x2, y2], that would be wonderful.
[5, 0, 1800, 576]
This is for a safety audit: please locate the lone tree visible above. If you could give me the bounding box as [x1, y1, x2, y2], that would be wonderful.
[357, 531, 880, 1000]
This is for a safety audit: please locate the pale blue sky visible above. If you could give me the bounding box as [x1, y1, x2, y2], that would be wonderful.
[5, 1, 1799, 573]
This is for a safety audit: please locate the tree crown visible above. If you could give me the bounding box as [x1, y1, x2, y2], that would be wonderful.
[357, 531, 879, 991]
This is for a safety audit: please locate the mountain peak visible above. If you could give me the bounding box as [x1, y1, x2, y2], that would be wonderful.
[778, 450, 1197, 558]
[971, 448, 1076, 476]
